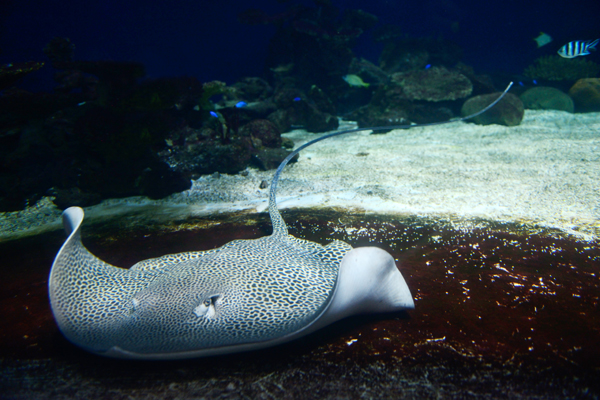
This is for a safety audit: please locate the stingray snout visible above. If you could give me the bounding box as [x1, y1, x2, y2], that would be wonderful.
[336, 246, 414, 315]
[304, 246, 414, 334]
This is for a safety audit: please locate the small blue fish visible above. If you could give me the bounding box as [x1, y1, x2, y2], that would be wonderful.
[519, 79, 537, 87]
[424, 64, 431, 69]
[293, 97, 302, 102]
[209, 111, 218, 118]
[235, 101, 247, 108]
[557, 39, 599, 58]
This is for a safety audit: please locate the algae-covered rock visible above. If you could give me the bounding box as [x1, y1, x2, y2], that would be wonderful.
[568, 78, 600, 112]
[520, 87, 574, 113]
[461, 92, 524, 126]
[391, 66, 472, 102]
[239, 119, 281, 148]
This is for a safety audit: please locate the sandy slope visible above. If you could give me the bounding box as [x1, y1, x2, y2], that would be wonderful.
[2, 109, 599, 239]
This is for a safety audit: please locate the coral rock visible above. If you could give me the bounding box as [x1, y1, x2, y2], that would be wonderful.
[392, 67, 473, 102]
[230, 77, 272, 102]
[520, 87, 574, 113]
[308, 85, 336, 114]
[270, 94, 339, 133]
[267, 109, 292, 133]
[163, 138, 253, 176]
[239, 119, 281, 148]
[568, 78, 600, 112]
[461, 92, 524, 126]
[305, 110, 338, 132]
[252, 148, 298, 170]
[380, 47, 429, 74]
[350, 106, 410, 131]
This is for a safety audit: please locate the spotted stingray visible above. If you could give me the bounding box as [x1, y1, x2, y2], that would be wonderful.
[49, 84, 512, 359]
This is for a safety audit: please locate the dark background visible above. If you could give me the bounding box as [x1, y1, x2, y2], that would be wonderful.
[1, 0, 598, 91]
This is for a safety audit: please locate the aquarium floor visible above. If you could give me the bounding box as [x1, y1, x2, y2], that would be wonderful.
[1, 210, 599, 399]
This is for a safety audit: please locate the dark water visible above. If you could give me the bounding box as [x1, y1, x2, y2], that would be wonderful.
[1, 0, 597, 88]
[1, 210, 599, 399]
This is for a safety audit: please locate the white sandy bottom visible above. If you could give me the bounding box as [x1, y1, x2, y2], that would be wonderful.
[1, 110, 599, 240]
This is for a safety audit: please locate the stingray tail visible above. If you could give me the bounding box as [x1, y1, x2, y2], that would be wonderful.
[268, 82, 514, 236]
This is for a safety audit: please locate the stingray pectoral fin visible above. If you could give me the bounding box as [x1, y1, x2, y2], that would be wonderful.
[311, 247, 414, 331]
[62, 205, 84, 235]
[49, 207, 134, 352]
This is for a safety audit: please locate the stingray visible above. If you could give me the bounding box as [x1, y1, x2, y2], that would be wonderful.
[49, 84, 512, 359]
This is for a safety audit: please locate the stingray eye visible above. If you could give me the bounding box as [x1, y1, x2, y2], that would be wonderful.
[194, 295, 221, 319]
[129, 298, 140, 315]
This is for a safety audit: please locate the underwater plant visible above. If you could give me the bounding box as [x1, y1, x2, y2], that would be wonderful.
[524, 55, 600, 81]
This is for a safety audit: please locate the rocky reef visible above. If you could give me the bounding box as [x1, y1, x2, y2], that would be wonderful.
[348, 65, 485, 128]
[0, 39, 301, 211]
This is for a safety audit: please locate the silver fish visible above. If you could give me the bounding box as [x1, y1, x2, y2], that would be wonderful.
[557, 39, 599, 58]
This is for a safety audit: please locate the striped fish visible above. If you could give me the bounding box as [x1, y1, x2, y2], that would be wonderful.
[557, 39, 599, 58]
